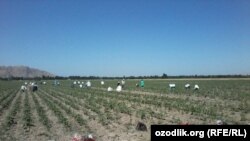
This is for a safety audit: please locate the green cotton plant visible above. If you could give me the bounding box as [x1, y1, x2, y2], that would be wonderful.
[74, 114, 86, 126]
[23, 93, 33, 130]
[117, 102, 132, 115]
[136, 109, 147, 120]
[48, 90, 80, 110]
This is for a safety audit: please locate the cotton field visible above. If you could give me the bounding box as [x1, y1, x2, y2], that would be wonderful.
[0, 79, 249, 141]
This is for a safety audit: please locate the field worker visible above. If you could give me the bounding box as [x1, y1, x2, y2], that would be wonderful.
[140, 79, 144, 88]
[121, 79, 125, 88]
[116, 83, 122, 92]
[107, 87, 113, 92]
[21, 85, 27, 92]
[101, 81, 104, 85]
[86, 80, 91, 88]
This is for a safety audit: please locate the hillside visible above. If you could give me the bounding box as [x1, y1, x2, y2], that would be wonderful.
[0, 66, 55, 78]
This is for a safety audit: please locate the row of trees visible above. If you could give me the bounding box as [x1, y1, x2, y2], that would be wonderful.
[1, 74, 250, 80]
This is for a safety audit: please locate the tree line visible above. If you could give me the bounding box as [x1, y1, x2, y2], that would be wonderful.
[1, 73, 250, 80]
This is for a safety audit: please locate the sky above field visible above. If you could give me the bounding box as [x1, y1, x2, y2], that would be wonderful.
[0, 0, 250, 76]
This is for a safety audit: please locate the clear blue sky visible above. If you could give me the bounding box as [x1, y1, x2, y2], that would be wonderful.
[0, 0, 250, 76]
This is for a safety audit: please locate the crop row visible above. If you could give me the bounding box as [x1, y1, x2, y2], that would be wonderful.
[48, 88, 156, 124]
[0, 91, 17, 114]
[31, 93, 52, 130]
[23, 92, 33, 131]
[44, 89, 80, 110]
[0, 90, 16, 103]
[4, 92, 22, 129]
[42, 88, 113, 126]
[46, 90, 97, 121]
[71, 89, 164, 120]
[40, 90, 87, 127]
[92, 80, 250, 101]
[56, 87, 220, 119]
[48, 87, 166, 121]
[36, 91, 71, 129]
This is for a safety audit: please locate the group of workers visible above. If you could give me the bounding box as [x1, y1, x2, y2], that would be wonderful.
[117, 79, 145, 89]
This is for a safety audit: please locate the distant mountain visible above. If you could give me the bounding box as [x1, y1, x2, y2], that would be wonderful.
[0, 66, 55, 78]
